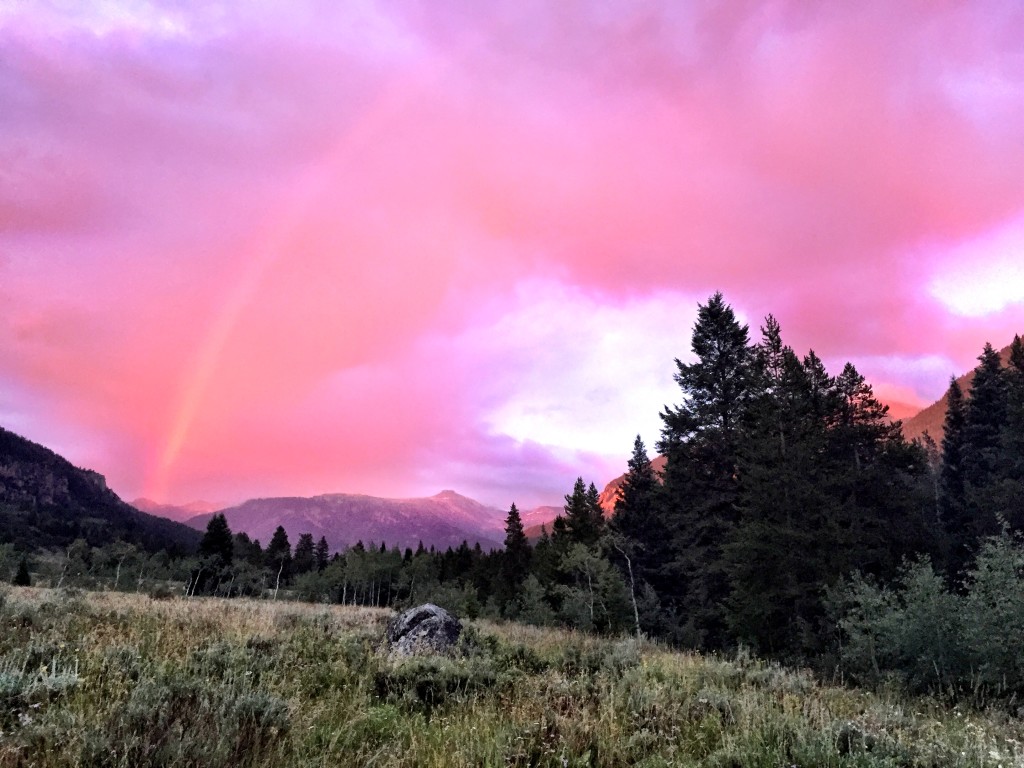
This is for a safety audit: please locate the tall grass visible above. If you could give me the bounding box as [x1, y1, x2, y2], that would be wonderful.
[1, 586, 1022, 767]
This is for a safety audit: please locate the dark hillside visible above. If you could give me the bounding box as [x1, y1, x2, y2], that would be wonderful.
[0, 426, 200, 553]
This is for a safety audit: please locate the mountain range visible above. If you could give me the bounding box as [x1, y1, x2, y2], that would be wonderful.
[183, 490, 508, 553]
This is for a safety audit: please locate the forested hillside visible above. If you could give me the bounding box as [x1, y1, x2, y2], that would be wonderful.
[0, 426, 200, 554]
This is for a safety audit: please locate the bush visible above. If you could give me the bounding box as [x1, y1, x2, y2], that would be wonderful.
[80, 674, 289, 767]
[13, 557, 31, 586]
[147, 583, 176, 600]
[838, 529, 1024, 702]
[373, 656, 498, 713]
[0, 654, 80, 728]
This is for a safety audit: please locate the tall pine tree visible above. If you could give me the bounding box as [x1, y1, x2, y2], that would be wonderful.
[562, 477, 602, 547]
[610, 439, 665, 588]
[658, 292, 755, 648]
[726, 318, 832, 655]
[199, 513, 234, 568]
[959, 344, 1010, 544]
[939, 377, 971, 575]
[999, 337, 1024, 529]
[963, 344, 1008, 493]
[497, 503, 532, 616]
[293, 533, 316, 575]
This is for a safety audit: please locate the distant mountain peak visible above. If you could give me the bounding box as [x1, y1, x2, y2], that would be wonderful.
[432, 489, 467, 500]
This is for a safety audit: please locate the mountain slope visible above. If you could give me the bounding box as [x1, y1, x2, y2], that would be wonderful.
[187, 490, 506, 553]
[901, 340, 1020, 443]
[597, 454, 668, 514]
[0, 426, 200, 553]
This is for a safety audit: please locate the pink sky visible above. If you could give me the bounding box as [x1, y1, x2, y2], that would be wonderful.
[2, 1, 1024, 509]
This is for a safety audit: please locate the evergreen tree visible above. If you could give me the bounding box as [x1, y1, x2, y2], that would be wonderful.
[293, 533, 316, 575]
[827, 362, 931, 582]
[999, 336, 1024, 529]
[946, 343, 1012, 554]
[963, 343, 1008, 496]
[503, 503, 530, 573]
[562, 477, 601, 547]
[315, 536, 330, 571]
[199, 513, 234, 567]
[726, 318, 831, 654]
[586, 482, 606, 539]
[233, 532, 263, 567]
[801, 350, 838, 422]
[725, 319, 931, 656]
[919, 431, 942, 525]
[832, 362, 902, 471]
[266, 526, 292, 589]
[12, 556, 30, 586]
[939, 378, 971, 575]
[497, 503, 532, 616]
[609, 435, 667, 633]
[658, 292, 755, 648]
[530, 525, 560, 587]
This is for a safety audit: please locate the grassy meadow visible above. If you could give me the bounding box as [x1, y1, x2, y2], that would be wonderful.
[1, 586, 1023, 767]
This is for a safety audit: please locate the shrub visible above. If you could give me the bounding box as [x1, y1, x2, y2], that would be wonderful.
[0, 654, 80, 728]
[80, 674, 289, 767]
[147, 583, 175, 600]
[373, 656, 498, 713]
[838, 529, 1024, 702]
[13, 557, 31, 586]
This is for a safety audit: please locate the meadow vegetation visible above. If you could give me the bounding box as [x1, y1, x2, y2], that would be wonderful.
[2, 586, 1024, 768]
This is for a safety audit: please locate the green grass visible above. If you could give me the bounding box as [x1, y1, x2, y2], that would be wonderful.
[1, 586, 1023, 767]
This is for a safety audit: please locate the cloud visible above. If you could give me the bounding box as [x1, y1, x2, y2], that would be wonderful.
[929, 215, 1024, 317]
[1, 1, 1023, 505]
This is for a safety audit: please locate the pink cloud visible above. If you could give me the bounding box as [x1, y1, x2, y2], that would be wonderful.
[1, 1, 1023, 507]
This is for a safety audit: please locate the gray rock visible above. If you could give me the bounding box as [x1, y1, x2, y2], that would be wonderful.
[386, 603, 462, 656]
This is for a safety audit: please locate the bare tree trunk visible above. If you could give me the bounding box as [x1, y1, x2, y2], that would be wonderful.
[56, 549, 70, 589]
[615, 544, 642, 640]
[273, 561, 284, 600]
[114, 556, 127, 591]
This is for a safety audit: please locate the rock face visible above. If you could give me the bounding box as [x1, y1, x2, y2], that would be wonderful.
[386, 604, 462, 656]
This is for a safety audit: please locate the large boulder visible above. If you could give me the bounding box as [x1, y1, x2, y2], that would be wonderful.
[386, 603, 462, 656]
